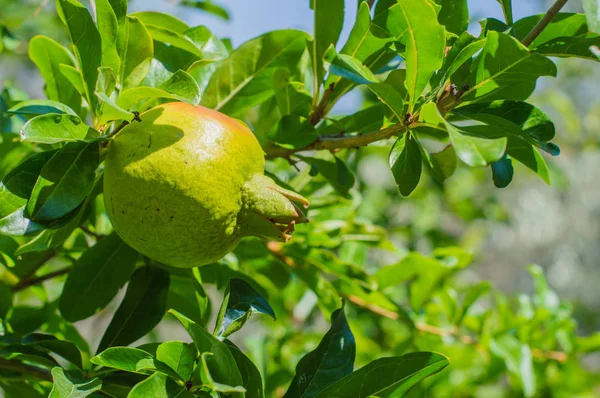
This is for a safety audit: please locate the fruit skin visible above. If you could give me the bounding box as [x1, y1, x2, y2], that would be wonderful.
[104, 102, 308, 268]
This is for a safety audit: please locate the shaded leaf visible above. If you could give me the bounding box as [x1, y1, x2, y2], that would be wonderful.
[496, 0, 513, 25]
[128, 371, 182, 398]
[430, 145, 458, 183]
[269, 115, 318, 150]
[198, 352, 246, 394]
[156, 341, 196, 381]
[491, 154, 514, 188]
[23, 334, 83, 369]
[119, 16, 154, 89]
[329, 53, 378, 85]
[224, 340, 265, 398]
[436, 0, 469, 35]
[7, 100, 78, 117]
[49, 367, 101, 398]
[389, 133, 422, 197]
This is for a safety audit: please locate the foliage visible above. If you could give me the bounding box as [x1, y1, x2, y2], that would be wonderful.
[0, 0, 599, 397]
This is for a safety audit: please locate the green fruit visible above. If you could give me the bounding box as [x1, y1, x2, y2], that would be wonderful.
[104, 102, 308, 268]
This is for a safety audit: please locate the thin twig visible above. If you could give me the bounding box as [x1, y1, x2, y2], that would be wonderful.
[309, 83, 336, 125]
[11, 250, 55, 290]
[79, 226, 104, 240]
[0, 358, 53, 381]
[12, 267, 72, 292]
[521, 0, 570, 47]
[265, 123, 407, 159]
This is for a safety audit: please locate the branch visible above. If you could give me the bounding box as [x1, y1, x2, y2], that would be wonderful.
[12, 267, 72, 292]
[11, 250, 55, 291]
[265, 123, 407, 159]
[521, 0, 570, 47]
[0, 358, 53, 382]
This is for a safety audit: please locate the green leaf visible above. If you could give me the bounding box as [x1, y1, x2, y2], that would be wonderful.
[198, 352, 246, 394]
[312, 0, 345, 89]
[94, 0, 121, 73]
[129, 12, 190, 33]
[20, 114, 98, 144]
[159, 70, 201, 106]
[462, 31, 557, 103]
[214, 278, 276, 339]
[506, 137, 550, 184]
[368, 82, 406, 121]
[128, 371, 182, 398]
[299, 154, 356, 197]
[22, 334, 83, 369]
[513, 13, 600, 61]
[382, 0, 445, 110]
[91, 347, 152, 373]
[454, 281, 491, 325]
[389, 133, 422, 197]
[273, 71, 312, 117]
[59, 232, 139, 322]
[57, 0, 102, 112]
[269, 115, 318, 150]
[201, 30, 309, 116]
[329, 53, 379, 85]
[490, 334, 536, 397]
[28, 36, 81, 114]
[584, 0, 599, 33]
[49, 367, 101, 398]
[59, 64, 86, 98]
[156, 341, 196, 381]
[27, 141, 99, 223]
[429, 145, 458, 182]
[491, 155, 514, 188]
[167, 269, 210, 327]
[169, 310, 244, 390]
[119, 16, 154, 89]
[496, 0, 513, 25]
[313, 352, 450, 398]
[97, 266, 170, 353]
[435, 0, 469, 35]
[7, 100, 78, 117]
[224, 341, 265, 398]
[284, 305, 355, 398]
[181, 1, 230, 21]
[0, 150, 55, 236]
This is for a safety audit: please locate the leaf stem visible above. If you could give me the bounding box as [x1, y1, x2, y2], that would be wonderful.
[265, 122, 407, 159]
[521, 0, 570, 47]
[12, 266, 73, 292]
[0, 358, 53, 382]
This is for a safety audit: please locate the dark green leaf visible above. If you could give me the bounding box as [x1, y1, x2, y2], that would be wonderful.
[273, 70, 312, 117]
[491, 154, 514, 188]
[90, 347, 152, 373]
[389, 133, 422, 197]
[7, 100, 78, 117]
[169, 310, 244, 390]
[197, 352, 246, 394]
[312, 0, 345, 88]
[430, 145, 458, 183]
[506, 136, 550, 184]
[329, 53, 378, 85]
[128, 371, 182, 398]
[20, 114, 98, 144]
[269, 115, 318, 150]
[496, 0, 513, 25]
[299, 155, 356, 197]
[97, 266, 170, 353]
[225, 341, 265, 398]
[49, 367, 101, 398]
[201, 30, 309, 116]
[368, 82, 406, 121]
[313, 352, 450, 398]
[156, 341, 196, 381]
[214, 278, 276, 339]
[181, 1, 230, 21]
[435, 0, 469, 35]
[119, 16, 154, 89]
[57, 0, 102, 111]
[284, 306, 355, 398]
[462, 31, 557, 103]
[27, 141, 99, 223]
[59, 232, 138, 322]
[0, 282, 12, 318]
[28, 36, 81, 115]
[22, 334, 83, 369]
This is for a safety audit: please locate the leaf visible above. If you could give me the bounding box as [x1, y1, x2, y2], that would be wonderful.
[269, 115, 318, 150]
[0, 150, 55, 236]
[59, 64, 86, 97]
[198, 353, 246, 394]
[506, 136, 550, 184]
[584, 0, 600, 33]
[181, 0, 230, 21]
[91, 347, 152, 373]
[430, 145, 458, 182]
[329, 53, 379, 85]
[313, 352, 450, 398]
[225, 341, 265, 398]
[119, 16, 154, 89]
[490, 334, 536, 397]
[496, 0, 513, 25]
[214, 278, 276, 339]
[22, 334, 83, 369]
[156, 341, 196, 381]
[94, 0, 121, 73]
[59, 232, 139, 322]
[167, 269, 210, 327]
[7, 100, 78, 117]
[97, 266, 170, 353]
[435, 0, 469, 35]
[201, 30, 309, 116]
[273, 71, 312, 117]
[381, 0, 445, 110]
[462, 31, 557, 103]
[389, 133, 422, 197]
[454, 282, 491, 325]
[57, 0, 102, 111]
[169, 310, 244, 389]
[129, 12, 190, 33]
[284, 306, 355, 398]
[299, 154, 356, 197]
[28, 36, 81, 114]
[128, 372, 182, 398]
[491, 154, 514, 188]
[421, 103, 506, 167]
[513, 13, 600, 61]
[27, 141, 99, 223]
[368, 83, 406, 121]
[20, 114, 97, 144]
[158, 70, 201, 106]
[312, 0, 345, 88]
[49, 367, 101, 398]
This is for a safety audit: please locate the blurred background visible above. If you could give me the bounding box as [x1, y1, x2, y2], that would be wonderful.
[1, 0, 599, 395]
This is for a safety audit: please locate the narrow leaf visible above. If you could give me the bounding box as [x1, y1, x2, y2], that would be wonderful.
[389, 133, 422, 197]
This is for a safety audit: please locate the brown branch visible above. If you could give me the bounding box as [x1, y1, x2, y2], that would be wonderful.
[265, 123, 407, 159]
[12, 267, 72, 292]
[309, 83, 336, 126]
[0, 358, 53, 382]
[11, 250, 55, 291]
[521, 0, 570, 47]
